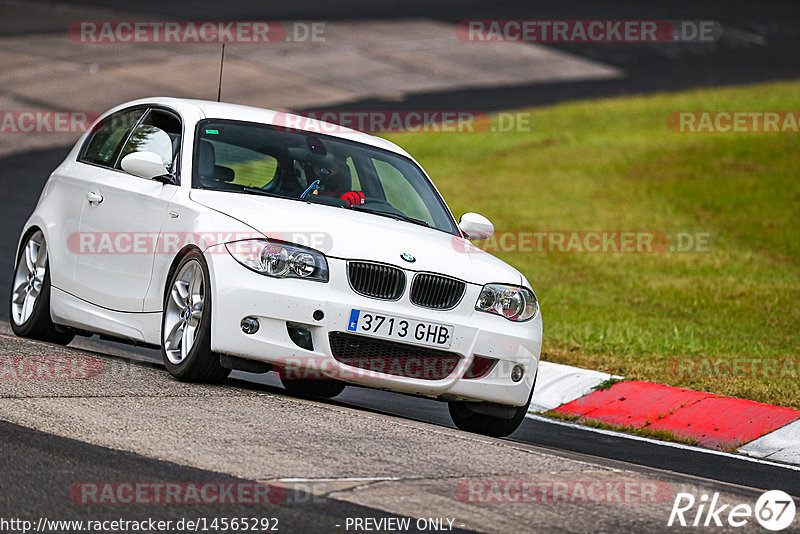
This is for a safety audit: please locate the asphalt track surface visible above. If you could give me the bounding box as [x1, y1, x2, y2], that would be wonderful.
[6, 1, 800, 111]
[1, 147, 798, 505]
[1, 420, 458, 533]
[0, 337, 784, 533]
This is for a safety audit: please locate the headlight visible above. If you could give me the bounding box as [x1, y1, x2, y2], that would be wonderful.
[225, 239, 329, 282]
[475, 284, 537, 322]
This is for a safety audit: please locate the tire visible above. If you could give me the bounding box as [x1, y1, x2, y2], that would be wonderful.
[448, 371, 537, 438]
[161, 251, 229, 383]
[280, 376, 346, 398]
[9, 229, 74, 345]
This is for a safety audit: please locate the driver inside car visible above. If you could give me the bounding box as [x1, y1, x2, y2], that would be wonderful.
[296, 157, 366, 207]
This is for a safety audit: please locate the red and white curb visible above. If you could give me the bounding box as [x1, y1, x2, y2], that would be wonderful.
[740, 420, 800, 465]
[529, 361, 800, 466]
[529, 361, 620, 413]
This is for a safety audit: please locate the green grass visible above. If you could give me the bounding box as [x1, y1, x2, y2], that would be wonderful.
[592, 377, 627, 391]
[542, 412, 700, 446]
[382, 80, 800, 408]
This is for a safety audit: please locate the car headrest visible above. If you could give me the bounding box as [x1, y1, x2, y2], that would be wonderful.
[214, 165, 235, 182]
[197, 140, 216, 180]
[288, 147, 333, 164]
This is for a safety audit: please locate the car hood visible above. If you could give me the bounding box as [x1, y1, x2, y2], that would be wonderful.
[190, 190, 523, 286]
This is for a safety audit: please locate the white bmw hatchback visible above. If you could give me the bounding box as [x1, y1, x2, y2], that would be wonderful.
[10, 97, 542, 436]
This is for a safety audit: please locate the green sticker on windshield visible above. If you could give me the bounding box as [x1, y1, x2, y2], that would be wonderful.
[205, 129, 219, 135]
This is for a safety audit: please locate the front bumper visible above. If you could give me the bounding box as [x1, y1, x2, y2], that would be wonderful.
[205, 246, 542, 406]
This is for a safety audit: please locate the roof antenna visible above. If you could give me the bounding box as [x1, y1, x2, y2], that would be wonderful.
[216, 43, 226, 102]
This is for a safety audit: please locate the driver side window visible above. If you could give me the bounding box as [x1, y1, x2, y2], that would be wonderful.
[116, 109, 182, 175]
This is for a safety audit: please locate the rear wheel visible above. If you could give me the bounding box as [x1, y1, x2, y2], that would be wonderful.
[280, 377, 346, 398]
[161, 252, 229, 383]
[9, 229, 74, 345]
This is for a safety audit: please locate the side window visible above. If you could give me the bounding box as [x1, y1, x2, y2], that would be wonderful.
[213, 142, 279, 188]
[80, 108, 144, 167]
[116, 109, 181, 174]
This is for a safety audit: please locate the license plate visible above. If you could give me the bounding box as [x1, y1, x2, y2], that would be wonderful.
[347, 309, 454, 349]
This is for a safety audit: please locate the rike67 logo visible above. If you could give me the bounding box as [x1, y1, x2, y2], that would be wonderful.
[668, 490, 796, 531]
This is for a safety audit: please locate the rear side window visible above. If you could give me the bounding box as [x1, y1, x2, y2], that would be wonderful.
[80, 108, 144, 167]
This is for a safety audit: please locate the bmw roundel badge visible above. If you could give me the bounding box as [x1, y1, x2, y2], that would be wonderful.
[400, 253, 416, 263]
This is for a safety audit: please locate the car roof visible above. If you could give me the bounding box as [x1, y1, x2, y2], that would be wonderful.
[115, 97, 413, 159]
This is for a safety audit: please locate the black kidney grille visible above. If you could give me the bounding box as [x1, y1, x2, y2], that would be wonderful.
[329, 332, 461, 380]
[410, 274, 465, 310]
[348, 262, 406, 300]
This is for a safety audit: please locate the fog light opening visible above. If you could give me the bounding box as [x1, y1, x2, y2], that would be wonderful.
[241, 317, 260, 335]
[511, 365, 524, 382]
[464, 356, 497, 379]
[287, 322, 314, 351]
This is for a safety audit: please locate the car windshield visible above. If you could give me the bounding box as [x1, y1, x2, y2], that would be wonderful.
[192, 119, 458, 234]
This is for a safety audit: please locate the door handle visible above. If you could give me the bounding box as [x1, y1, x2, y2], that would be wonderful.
[86, 191, 104, 204]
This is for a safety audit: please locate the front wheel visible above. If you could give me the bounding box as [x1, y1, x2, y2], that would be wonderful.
[161, 252, 229, 383]
[9, 229, 74, 345]
[448, 401, 530, 438]
[448, 374, 536, 437]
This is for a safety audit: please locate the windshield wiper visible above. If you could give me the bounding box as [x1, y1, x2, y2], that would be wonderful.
[240, 186, 281, 198]
[352, 206, 430, 228]
[196, 185, 279, 198]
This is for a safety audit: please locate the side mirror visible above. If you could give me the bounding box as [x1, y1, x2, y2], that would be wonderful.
[459, 212, 494, 240]
[120, 151, 169, 180]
